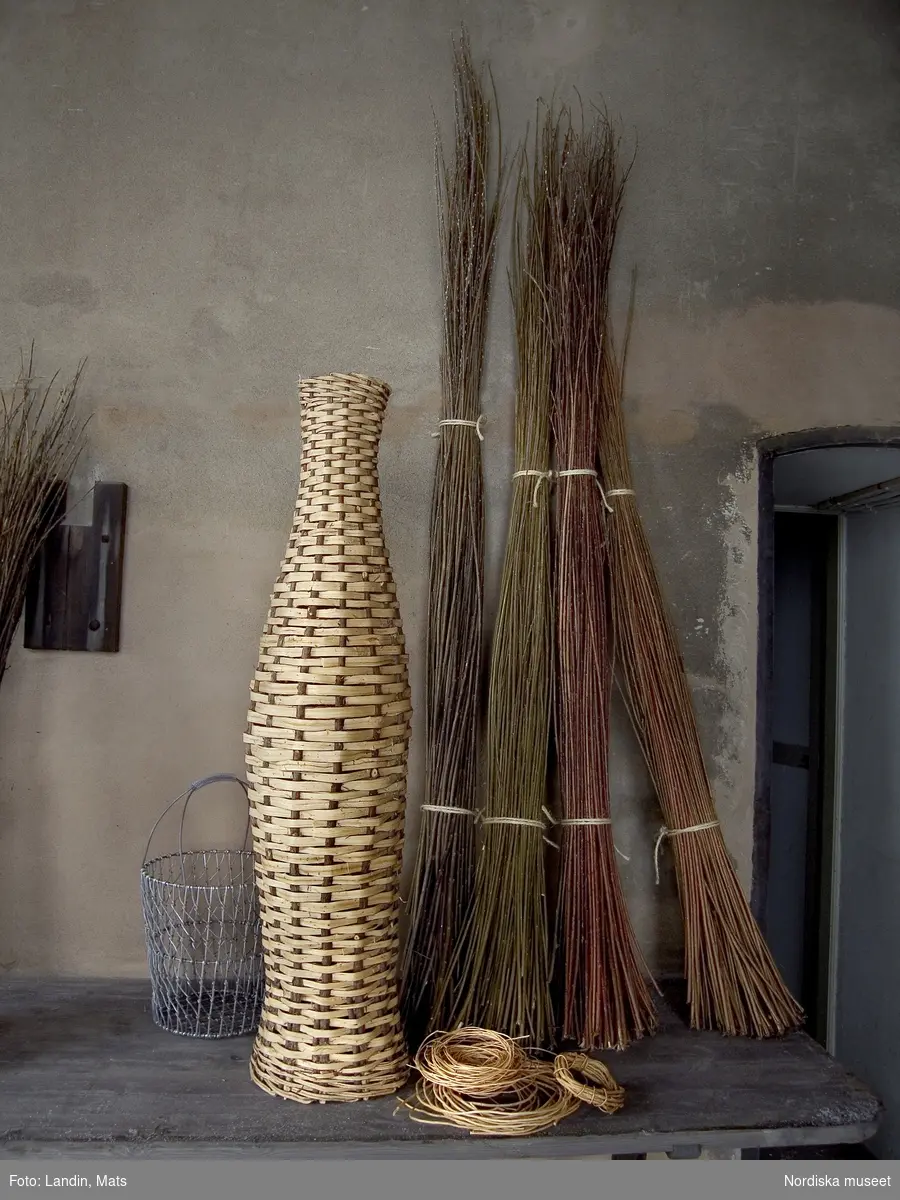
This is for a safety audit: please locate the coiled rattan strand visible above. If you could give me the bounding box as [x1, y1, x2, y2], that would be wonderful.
[400, 1072, 580, 1137]
[415, 1027, 534, 1096]
[552, 1051, 625, 1114]
[397, 1027, 624, 1136]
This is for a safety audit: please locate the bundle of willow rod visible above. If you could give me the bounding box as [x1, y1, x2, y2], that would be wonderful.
[400, 33, 504, 1047]
[547, 110, 657, 1050]
[598, 296, 803, 1038]
[0, 348, 86, 687]
[444, 127, 555, 1047]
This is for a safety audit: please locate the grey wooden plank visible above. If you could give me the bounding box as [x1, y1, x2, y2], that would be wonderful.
[0, 1124, 881, 1161]
[0, 979, 882, 1158]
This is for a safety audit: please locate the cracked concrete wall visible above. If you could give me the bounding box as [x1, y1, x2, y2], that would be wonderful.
[0, 0, 898, 975]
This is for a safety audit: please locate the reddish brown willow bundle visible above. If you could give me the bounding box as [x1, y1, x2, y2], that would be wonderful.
[400, 33, 504, 1048]
[598, 294, 804, 1038]
[547, 111, 658, 1050]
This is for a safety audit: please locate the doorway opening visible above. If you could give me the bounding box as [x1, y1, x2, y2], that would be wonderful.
[755, 432, 900, 1159]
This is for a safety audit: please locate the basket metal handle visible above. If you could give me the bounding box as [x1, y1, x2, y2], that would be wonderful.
[141, 773, 252, 868]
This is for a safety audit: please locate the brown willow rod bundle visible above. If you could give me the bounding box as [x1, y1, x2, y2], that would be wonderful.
[400, 33, 504, 1048]
[598, 293, 803, 1038]
[547, 110, 657, 1050]
[446, 125, 555, 1046]
[0, 348, 87, 688]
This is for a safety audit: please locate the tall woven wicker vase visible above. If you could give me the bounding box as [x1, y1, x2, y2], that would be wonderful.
[245, 373, 412, 1103]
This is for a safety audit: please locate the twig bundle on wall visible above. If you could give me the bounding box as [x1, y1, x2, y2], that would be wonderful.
[400, 33, 504, 1047]
[447, 126, 555, 1046]
[598, 290, 804, 1038]
[0, 347, 86, 687]
[545, 111, 658, 1050]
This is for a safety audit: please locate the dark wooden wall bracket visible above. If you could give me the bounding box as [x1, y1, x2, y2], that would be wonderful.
[24, 482, 128, 653]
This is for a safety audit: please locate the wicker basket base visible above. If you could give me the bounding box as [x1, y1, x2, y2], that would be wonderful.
[249, 1037, 408, 1104]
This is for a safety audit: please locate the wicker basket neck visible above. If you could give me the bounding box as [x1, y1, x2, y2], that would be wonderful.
[293, 374, 390, 543]
[298, 373, 389, 438]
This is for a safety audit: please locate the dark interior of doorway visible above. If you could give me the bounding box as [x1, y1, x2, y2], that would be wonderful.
[751, 434, 900, 1184]
[754, 432, 900, 1056]
[750, 434, 900, 1162]
[767, 508, 839, 1046]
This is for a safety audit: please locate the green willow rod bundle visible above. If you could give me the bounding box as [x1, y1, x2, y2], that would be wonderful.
[597, 289, 803, 1038]
[546, 110, 657, 1050]
[448, 128, 555, 1046]
[400, 33, 504, 1048]
[0, 347, 87, 688]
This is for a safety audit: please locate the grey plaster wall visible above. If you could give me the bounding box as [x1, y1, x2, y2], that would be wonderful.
[0, 0, 898, 975]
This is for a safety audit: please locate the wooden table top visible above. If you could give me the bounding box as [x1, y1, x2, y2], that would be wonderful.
[0, 978, 881, 1159]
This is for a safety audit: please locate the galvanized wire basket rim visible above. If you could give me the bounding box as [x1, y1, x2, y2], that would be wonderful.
[141, 848, 255, 893]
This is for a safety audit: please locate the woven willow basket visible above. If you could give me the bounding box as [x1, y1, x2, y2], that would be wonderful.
[245, 372, 412, 1103]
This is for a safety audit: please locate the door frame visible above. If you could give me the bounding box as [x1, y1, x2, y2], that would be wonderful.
[753, 426, 900, 1048]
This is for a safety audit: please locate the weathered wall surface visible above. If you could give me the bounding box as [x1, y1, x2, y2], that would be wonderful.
[0, 0, 898, 975]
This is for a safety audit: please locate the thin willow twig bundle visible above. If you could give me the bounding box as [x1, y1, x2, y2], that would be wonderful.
[598, 290, 803, 1038]
[400, 32, 505, 1048]
[0, 348, 87, 687]
[446, 125, 554, 1046]
[546, 110, 657, 1050]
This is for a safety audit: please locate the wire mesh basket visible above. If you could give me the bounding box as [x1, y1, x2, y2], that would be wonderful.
[140, 773, 263, 1038]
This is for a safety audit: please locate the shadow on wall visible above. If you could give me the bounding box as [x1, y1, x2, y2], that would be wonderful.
[0, 662, 61, 974]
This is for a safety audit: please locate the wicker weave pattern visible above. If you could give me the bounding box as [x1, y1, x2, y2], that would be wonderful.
[245, 373, 412, 1103]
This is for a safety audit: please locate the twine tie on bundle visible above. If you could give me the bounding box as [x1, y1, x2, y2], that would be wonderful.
[653, 821, 720, 885]
[559, 817, 611, 825]
[420, 804, 477, 817]
[544, 471, 636, 512]
[483, 806, 558, 848]
[513, 468, 554, 507]
[432, 415, 485, 441]
[558, 817, 630, 862]
[556, 467, 614, 513]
